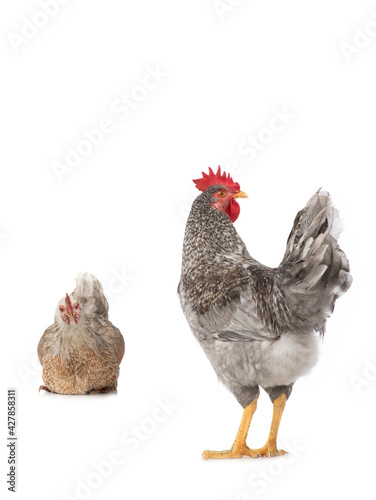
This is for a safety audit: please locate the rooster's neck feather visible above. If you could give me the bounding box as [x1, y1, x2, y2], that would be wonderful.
[179, 187, 256, 314]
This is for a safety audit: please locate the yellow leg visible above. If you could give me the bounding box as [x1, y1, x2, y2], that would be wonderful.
[246, 393, 287, 457]
[202, 397, 258, 460]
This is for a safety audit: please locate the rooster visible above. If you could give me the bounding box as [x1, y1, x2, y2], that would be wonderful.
[178, 167, 352, 458]
[38, 272, 124, 395]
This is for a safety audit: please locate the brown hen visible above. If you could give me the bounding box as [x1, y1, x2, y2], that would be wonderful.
[38, 272, 124, 395]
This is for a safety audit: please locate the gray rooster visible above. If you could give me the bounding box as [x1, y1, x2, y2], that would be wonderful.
[178, 167, 352, 459]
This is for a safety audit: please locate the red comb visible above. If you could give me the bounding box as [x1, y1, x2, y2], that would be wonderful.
[65, 293, 73, 313]
[193, 166, 240, 192]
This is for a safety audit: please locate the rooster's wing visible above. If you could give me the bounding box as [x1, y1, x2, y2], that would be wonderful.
[192, 263, 290, 343]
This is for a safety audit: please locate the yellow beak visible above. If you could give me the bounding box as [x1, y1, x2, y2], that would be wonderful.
[233, 191, 248, 199]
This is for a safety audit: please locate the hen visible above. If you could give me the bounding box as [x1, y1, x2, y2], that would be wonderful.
[178, 167, 352, 458]
[38, 272, 124, 395]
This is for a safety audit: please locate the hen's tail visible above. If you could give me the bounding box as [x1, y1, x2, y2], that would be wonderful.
[279, 189, 352, 335]
[72, 272, 109, 318]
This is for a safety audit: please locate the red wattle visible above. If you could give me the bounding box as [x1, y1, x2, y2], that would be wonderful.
[226, 200, 240, 223]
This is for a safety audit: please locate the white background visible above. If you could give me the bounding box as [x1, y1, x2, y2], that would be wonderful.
[1, 1, 375, 499]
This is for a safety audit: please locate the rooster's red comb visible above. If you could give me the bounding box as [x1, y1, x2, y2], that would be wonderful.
[193, 166, 240, 192]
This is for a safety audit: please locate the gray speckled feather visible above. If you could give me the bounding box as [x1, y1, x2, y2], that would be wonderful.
[178, 185, 352, 407]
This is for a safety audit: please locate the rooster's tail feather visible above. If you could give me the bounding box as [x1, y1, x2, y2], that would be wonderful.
[280, 189, 352, 334]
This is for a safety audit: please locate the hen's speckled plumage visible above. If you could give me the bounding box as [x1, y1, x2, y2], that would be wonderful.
[38, 273, 124, 395]
[178, 184, 352, 409]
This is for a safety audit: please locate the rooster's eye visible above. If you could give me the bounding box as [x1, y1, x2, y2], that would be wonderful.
[59, 306, 64, 312]
[218, 191, 225, 197]
[74, 304, 79, 309]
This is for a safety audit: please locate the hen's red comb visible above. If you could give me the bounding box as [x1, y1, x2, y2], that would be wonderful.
[65, 293, 73, 313]
[193, 166, 240, 192]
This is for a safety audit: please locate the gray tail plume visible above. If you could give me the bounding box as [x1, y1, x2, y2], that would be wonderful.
[72, 272, 109, 318]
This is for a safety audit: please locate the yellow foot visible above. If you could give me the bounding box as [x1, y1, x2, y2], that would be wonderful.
[39, 385, 51, 392]
[245, 443, 287, 458]
[202, 397, 259, 460]
[202, 446, 246, 460]
[89, 387, 117, 395]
